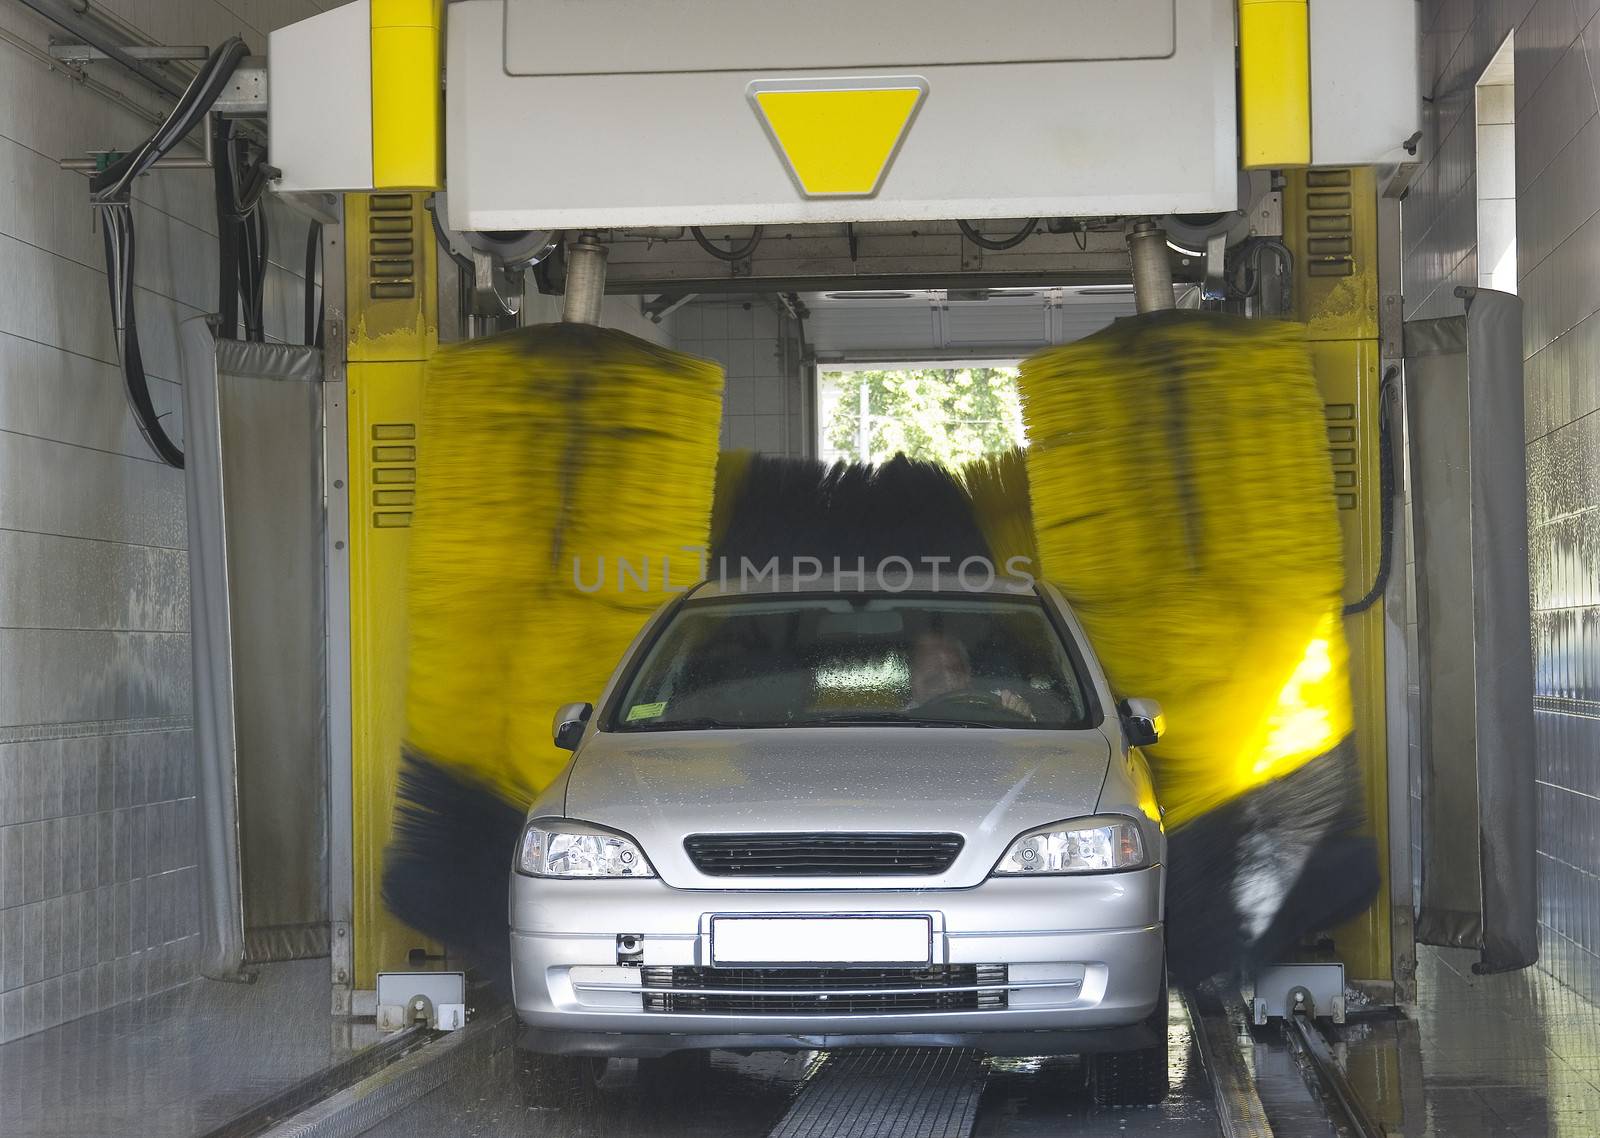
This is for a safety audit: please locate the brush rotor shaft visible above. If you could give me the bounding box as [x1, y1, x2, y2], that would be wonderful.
[1128, 221, 1176, 314]
[562, 234, 609, 325]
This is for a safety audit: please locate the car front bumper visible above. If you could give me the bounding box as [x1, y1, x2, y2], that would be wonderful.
[509, 868, 1165, 1057]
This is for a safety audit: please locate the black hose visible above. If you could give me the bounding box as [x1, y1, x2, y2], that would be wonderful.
[210, 118, 240, 341]
[96, 205, 183, 469]
[691, 226, 764, 262]
[247, 201, 268, 343]
[90, 38, 248, 201]
[957, 218, 1037, 251]
[212, 112, 272, 344]
[1343, 366, 1399, 616]
[304, 221, 324, 348]
[90, 35, 250, 469]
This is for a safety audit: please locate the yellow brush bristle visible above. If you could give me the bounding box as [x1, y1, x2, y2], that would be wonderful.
[404, 324, 724, 805]
[1019, 312, 1352, 827]
[959, 447, 1038, 569]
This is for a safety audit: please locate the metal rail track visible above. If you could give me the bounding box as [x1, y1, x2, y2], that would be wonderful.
[1186, 988, 1276, 1138]
[1283, 1012, 1385, 1138]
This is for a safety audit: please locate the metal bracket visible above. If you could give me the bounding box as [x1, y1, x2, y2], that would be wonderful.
[1202, 231, 1229, 302]
[642, 292, 698, 324]
[211, 62, 267, 116]
[1252, 963, 1346, 1025]
[49, 41, 209, 62]
[1250, 190, 1285, 238]
[375, 971, 468, 1032]
[469, 248, 524, 320]
[330, 920, 353, 1015]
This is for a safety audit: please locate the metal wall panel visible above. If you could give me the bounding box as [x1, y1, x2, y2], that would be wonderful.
[449, 0, 1239, 229]
[807, 302, 942, 355]
[0, 337, 169, 462]
[1309, 0, 1422, 166]
[0, 433, 187, 550]
[1404, 0, 1600, 998]
[0, 0, 327, 1046]
[0, 532, 189, 633]
[1516, 39, 1594, 194]
[803, 291, 1135, 359]
[0, 631, 192, 728]
[1522, 208, 1600, 359]
[1517, 116, 1600, 273]
[507, 0, 1176, 75]
[943, 301, 1052, 348]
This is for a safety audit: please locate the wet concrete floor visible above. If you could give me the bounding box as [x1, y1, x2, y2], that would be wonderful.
[365, 994, 1222, 1138]
[0, 959, 382, 1138]
[1333, 946, 1600, 1137]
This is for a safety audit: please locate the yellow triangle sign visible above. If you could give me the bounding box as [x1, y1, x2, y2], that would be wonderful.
[751, 82, 926, 198]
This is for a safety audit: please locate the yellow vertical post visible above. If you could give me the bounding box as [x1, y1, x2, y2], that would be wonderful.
[1284, 167, 1392, 987]
[370, 0, 443, 189]
[345, 191, 438, 986]
[1239, 0, 1311, 168]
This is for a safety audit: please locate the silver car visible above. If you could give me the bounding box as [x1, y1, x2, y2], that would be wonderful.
[510, 577, 1169, 1103]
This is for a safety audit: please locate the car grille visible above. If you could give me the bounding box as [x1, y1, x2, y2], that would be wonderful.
[683, 832, 964, 877]
[640, 965, 1007, 1014]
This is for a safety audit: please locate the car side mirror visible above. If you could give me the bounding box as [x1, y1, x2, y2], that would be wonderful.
[552, 702, 593, 751]
[1119, 697, 1165, 748]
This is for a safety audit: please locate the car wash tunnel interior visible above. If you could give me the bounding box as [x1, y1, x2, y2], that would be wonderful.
[2, 1, 1600, 1137]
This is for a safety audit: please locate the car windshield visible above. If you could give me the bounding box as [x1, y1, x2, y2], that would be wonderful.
[612, 594, 1094, 731]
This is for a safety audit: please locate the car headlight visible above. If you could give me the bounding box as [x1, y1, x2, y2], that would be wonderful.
[515, 821, 655, 878]
[992, 816, 1146, 875]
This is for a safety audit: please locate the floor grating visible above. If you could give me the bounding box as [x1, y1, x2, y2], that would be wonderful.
[767, 1048, 987, 1138]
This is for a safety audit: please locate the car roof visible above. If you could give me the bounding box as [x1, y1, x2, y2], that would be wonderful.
[686, 571, 1043, 601]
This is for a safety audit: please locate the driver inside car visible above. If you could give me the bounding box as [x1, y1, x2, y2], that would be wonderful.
[908, 631, 1034, 719]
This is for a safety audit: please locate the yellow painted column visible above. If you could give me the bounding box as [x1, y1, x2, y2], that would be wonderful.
[1285, 167, 1392, 986]
[344, 191, 438, 985]
[370, 0, 443, 189]
[1239, 0, 1311, 168]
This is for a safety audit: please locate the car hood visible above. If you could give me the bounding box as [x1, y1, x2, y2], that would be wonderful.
[562, 726, 1113, 889]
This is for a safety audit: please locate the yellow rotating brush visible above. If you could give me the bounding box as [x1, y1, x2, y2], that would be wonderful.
[959, 447, 1037, 571]
[383, 322, 723, 987]
[1019, 311, 1378, 983]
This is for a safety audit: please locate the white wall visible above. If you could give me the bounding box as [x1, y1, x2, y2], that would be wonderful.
[671, 298, 804, 455]
[0, 0, 334, 1045]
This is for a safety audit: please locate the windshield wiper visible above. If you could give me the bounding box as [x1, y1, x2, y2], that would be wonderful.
[631, 714, 997, 731]
[805, 713, 996, 729]
[634, 717, 746, 731]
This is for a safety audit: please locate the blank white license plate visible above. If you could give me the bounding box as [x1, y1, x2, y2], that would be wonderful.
[710, 916, 932, 966]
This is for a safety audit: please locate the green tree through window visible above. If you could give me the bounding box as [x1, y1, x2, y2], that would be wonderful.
[822, 367, 1027, 468]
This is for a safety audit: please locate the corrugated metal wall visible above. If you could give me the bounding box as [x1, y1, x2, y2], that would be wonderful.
[803, 290, 1135, 359]
[0, 0, 332, 1043]
[1406, 0, 1600, 996]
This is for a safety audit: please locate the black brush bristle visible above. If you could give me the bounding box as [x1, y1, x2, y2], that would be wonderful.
[382, 750, 527, 994]
[711, 453, 993, 568]
[1164, 742, 1379, 985]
